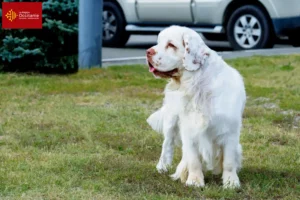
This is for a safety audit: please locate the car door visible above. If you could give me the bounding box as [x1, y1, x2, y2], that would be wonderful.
[192, 0, 230, 25]
[136, 0, 193, 24]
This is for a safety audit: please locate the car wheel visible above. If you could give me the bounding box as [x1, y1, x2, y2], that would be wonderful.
[102, 2, 130, 47]
[226, 5, 274, 50]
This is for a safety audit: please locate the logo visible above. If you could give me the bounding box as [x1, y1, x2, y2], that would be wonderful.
[2, 2, 42, 29]
[5, 9, 17, 22]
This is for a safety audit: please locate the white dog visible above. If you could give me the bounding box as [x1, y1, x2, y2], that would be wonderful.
[146, 26, 246, 189]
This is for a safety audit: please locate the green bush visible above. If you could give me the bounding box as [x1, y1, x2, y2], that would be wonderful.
[0, 0, 79, 73]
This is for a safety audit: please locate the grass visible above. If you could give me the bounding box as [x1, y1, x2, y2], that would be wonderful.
[0, 55, 300, 200]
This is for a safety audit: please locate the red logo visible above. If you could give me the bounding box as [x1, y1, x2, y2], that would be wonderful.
[2, 2, 42, 29]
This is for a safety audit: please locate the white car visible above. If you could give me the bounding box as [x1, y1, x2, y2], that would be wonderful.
[102, 0, 300, 50]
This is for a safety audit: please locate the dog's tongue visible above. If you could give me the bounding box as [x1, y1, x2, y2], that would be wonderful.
[149, 67, 156, 72]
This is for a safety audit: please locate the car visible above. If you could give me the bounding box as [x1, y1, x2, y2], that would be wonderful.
[102, 0, 300, 50]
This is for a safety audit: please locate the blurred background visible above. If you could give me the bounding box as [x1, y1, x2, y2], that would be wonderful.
[1, 0, 300, 72]
[102, 0, 300, 59]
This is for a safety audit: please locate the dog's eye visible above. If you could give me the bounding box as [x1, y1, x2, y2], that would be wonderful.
[167, 42, 177, 49]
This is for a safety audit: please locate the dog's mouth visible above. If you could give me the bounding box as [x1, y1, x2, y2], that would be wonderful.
[148, 61, 178, 77]
[148, 61, 156, 73]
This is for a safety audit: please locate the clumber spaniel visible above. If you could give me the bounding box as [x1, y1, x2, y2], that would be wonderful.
[146, 26, 246, 188]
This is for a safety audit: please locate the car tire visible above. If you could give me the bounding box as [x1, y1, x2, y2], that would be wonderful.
[289, 30, 300, 47]
[202, 33, 227, 41]
[226, 5, 274, 50]
[102, 2, 130, 47]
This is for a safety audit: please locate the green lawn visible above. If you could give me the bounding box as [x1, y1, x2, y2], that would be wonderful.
[0, 55, 299, 200]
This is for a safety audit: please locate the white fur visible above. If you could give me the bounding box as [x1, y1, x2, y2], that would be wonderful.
[147, 88, 183, 173]
[146, 26, 246, 188]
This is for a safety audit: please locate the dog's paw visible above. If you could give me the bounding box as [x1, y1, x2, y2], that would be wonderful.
[222, 172, 240, 189]
[156, 160, 170, 173]
[170, 169, 188, 183]
[170, 173, 179, 181]
[223, 179, 240, 189]
[185, 175, 205, 188]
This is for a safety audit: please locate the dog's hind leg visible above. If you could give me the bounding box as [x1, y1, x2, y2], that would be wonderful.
[222, 136, 242, 189]
[170, 157, 188, 183]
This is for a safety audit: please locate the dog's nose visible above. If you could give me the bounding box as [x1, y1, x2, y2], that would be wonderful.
[146, 48, 156, 56]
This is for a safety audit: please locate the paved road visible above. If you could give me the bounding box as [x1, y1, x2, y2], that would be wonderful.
[103, 34, 292, 59]
[102, 34, 300, 67]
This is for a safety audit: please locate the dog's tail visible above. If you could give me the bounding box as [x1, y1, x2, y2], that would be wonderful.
[146, 108, 164, 134]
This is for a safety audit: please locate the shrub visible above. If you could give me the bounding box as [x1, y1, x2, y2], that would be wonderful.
[0, 0, 79, 73]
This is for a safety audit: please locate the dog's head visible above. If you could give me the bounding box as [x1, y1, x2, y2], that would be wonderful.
[146, 25, 210, 79]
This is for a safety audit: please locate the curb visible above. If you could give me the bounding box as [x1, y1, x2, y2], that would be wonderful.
[102, 57, 146, 68]
[102, 47, 300, 67]
[219, 47, 300, 59]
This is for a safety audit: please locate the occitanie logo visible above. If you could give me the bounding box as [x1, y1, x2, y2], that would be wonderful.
[5, 9, 17, 22]
[2, 2, 43, 29]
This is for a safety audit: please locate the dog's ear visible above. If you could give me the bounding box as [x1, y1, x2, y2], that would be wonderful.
[182, 33, 210, 71]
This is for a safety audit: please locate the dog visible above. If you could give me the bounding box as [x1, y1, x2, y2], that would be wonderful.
[146, 26, 246, 188]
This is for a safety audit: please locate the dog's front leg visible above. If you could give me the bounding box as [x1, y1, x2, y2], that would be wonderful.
[147, 107, 178, 173]
[181, 137, 205, 187]
[156, 113, 178, 173]
[179, 113, 207, 187]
